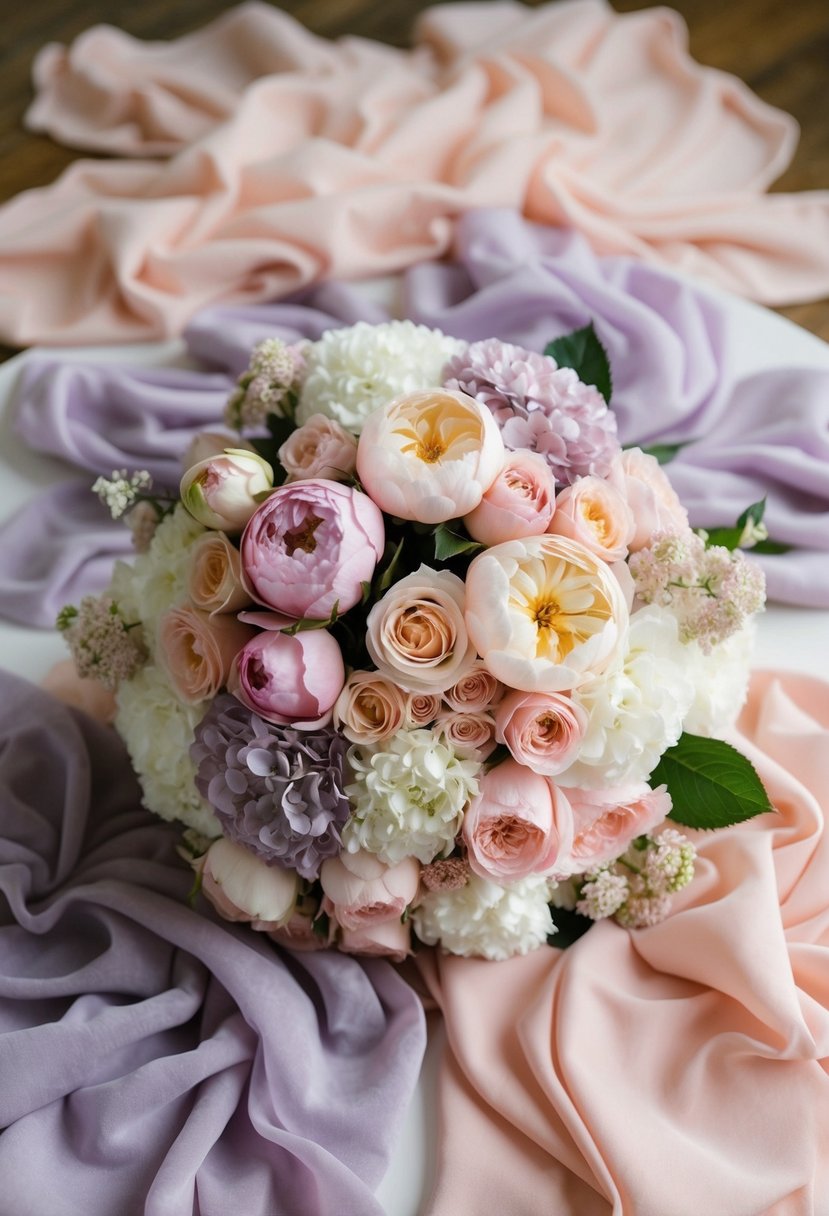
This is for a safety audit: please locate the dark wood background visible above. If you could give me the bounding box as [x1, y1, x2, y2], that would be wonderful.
[1, 0, 827, 349]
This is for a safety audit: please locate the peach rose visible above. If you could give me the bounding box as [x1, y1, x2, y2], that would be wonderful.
[462, 759, 574, 882]
[464, 450, 556, 546]
[320, 849, 420, 933]
[443, 661, 503, 713]
[559, 783, 672, 873]
[278, 413, 358, 483]
[436, 709, 497, 759]
[366, 565, 476, 693]
[333, 670, 407, 744]
[404, 691, 442, 727]
[158, 603, 254, 704]
[547, 475, 634, 563]
[495, 689, 587, 776]
[198, 838, 299, 929]
[610, 448, 689, 552]
[465, 535, 630, 693]
[356, 388, 505, 524]
[188, 532, 251, 615]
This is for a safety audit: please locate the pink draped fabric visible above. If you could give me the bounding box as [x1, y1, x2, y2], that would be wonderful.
[2, 0, 829, 345]
[419, 671, 829, 1216]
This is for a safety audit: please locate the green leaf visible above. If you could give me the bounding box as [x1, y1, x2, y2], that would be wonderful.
[360, 580, 372, 605]
[636, 442, 685, 466]
[737, 498, 766, 530]
[751, 538, 792, 555]
[544, 322, 612, 403]
[433, 523, 484, 562]
[652, 732, 774, 830]
[701, 525, 743, 552]
[282, 600, 340, 636]
[378, 536, 406, 592]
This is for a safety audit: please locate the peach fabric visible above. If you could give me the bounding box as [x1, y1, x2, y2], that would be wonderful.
[418, 671, 829, 1216]
[2, 1, 829, 345]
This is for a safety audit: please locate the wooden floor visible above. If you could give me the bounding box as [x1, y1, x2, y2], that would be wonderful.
[0, 0, 827, 347]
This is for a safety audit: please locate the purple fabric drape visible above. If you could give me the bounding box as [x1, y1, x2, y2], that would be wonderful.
[0, 671, 425, 1215]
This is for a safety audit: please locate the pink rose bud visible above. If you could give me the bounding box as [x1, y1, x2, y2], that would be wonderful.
[495, 689, 587, 776]
[320, 850, 420, 932]
[338, 918, 413, 962]
[435, 709, 497, 759]
[230, 628, 345, 727]
[278, 413, 358, 483]
[188, 532, 252, 615]
[559, 784, 672, 874]
[158, 604, 255, 705]
[241, 480, 384, 621]
[464, 450, 556, 546]
[181, 448, 274, 533]
[198, 838, 299, 928]
[182, 431, 255, 473]
[463, 759, 574, 882]
[608, 448, 689, 552]
[547, 475, 635, 563]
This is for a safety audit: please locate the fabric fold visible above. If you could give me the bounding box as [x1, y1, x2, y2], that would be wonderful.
[2, 0, 829, 346]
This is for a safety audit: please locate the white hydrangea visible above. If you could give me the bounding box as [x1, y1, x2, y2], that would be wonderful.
[115, 663, 219, 837]
[681, 618, 756, 736]
[108, 504, 205, 656]
[296, 320, 464, 434]
[343, 728, 480, 865]
[559, 607, 695, 789]
[413, 874, 555, 960]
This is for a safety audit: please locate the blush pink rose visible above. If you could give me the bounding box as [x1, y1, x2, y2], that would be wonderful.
[198, 838, 299, 928]
[188, 532, 251, 615]
[158, 604, 254, 705]
[230, 628, 345, 727]
[462, 759, 574, 882]
[547, 475, 634, 563]
[404, 691, 443, 727]
[320, 850, 420, 932]
[443, 661, 504, 713]
[333, 670, 407, 744]
[366, 565, 476, 693]
[464, 449, 556, 546]
[278, 413, 358, 482]
[339, 919, 412, 962]
[610, 448, 690, 552]
[435, 709, 497, 759]
[559, 783, 672, 873]
[495, 690, 587, 776]
[241, 480, 384, 620]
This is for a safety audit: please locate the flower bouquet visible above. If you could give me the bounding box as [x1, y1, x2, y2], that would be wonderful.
[58, 320, 772, 961]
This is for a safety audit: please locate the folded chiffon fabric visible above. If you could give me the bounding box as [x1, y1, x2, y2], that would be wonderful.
[419, 670, 829, 1216]
[2, 212, 828, 629]
[0, 671, 425, 1216]
[2, 0, 829, 346]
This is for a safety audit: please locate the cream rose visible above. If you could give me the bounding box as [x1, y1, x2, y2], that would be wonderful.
[333, 670, 407, 744]
[464, 450, 556, 546]
[278, 412, 358, 483]
[465, 535, 629, 693]
[356, 389, 505, 524]
[157, 603, 254, 704]
[366, 565, 477, 693]
[547, 475, 634, 563]
[495, 689, 587, 776]
[198, 838, 299, 929]
[188, 532, 251, 615]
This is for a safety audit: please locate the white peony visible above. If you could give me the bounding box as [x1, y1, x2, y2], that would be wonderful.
[681, 618, 756, 736]
[343, 728, 480, 865]
[115, 663, 219, 837]
[108, 505, 205, 655]
[413, 873, 555, 960]
[558, 607, 695, 789]
[296, 320, 464, 434]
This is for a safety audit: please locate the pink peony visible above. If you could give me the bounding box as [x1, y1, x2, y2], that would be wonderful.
[230, 628, 345, 727]
[241, 480, 384, 620]
[463, 759, 574, 882]
[158, 604, 254, 705]
[339, 919, 412, 962]
[320, 850, 420, 933]
[559, 784, 672, 873]
[495, 689, 587, 776]
[278, 413, 358, 483]
[547, 475, 634, 563]
[609, 448, 689, 552]
[464, 449, 556, 546]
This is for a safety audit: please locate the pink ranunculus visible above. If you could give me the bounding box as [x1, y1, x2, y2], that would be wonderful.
[339, 919, 413, 962]
[404, 691, 443, 727]
[463, 759, 574, 882]
[435, 709, 497, 759]
[333, 669, 407, 744]
[320, 850, 420, 933]
[464, 449, 557, 546]
[188, 531, 251, 615]
[158, 603, 254, 705]
[241, 480, 384, 620]
[495, 689, 587, 776]
[443, 661, 504, 713]
[366, 565, 477, 694]
[278, 413, 358, 483]
[198, 838, 299, 927]
[610, 448, 690, 552]
[559, 783, 672, 873]
[230, 628, 345, 727]
[356, 388, 505, 524]
[181, 448, 274, 533]
[182, 431, 255, 473]
[547, 475, 634, 563]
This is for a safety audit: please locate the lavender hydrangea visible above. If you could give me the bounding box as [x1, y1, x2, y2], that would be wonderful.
[443, 338, 620, 484]
[191, 695, 350, 880]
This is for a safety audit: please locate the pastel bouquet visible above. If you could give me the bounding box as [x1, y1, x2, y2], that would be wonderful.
[58, 320, 772, 961]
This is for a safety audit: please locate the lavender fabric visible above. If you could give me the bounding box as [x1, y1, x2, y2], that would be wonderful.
[2, 209, 828, 619]
[0, 671, 425, 1215]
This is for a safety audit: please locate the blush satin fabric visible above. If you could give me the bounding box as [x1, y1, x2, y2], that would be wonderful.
[0, 671, 425, 1216]
[2, 0, 829, 345]
[419, 670, 829, 1216]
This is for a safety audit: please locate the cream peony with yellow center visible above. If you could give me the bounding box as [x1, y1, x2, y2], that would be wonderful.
[465, 535, 629, 692]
